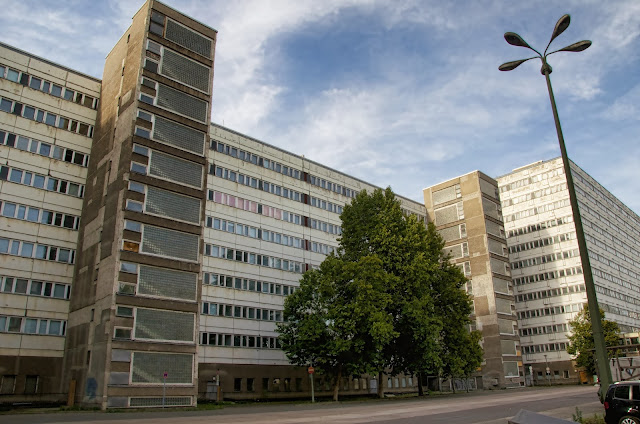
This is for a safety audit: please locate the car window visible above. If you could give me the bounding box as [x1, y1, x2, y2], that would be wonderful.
[632, 385, 640, 400]
[615, 385, 630, 400]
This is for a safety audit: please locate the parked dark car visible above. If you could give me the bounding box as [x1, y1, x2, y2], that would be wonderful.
[604, 381, 640, 424]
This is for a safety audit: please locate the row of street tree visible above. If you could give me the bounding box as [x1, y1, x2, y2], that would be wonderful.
[277, 188, 483, 400]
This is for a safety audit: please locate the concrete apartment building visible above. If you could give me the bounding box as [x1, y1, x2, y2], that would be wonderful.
[0, 42, 101, 400]
[6, 0, 638, 407]
[0, 0, 431, 407]
[424, 172, 522, 389]
[497, 158, 640, 385]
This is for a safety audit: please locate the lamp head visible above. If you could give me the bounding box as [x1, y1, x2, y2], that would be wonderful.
[499, 57, 536, 72]
[550, 14, 571, 44]
[504, 32, 533, 49]
[555, 40, 592, 53]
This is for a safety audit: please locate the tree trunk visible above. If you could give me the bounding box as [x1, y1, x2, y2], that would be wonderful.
[451, 378, 456, 394]
[377, 371, 384, 399]
[332, 367, 342, 401]
[417, 373, 424, 396]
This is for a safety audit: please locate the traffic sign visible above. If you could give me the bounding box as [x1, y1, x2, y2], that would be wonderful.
[308, 366, 315, 374]
[163, 372, 168, 378]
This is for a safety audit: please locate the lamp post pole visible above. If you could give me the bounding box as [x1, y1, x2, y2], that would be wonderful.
[499, 15, 612, 400]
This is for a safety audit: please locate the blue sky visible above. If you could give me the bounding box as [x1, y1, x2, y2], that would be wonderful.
[1, 0, 638, 212]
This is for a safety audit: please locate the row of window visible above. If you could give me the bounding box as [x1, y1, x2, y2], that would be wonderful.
[585, 226, 640, 271]
[0, 129, 89, 167]
[203, 273, 297, 296]
[507, 216, 573, 238]
[230, 375, 412, 394]
[501, 183, 567, 207]
[1, 200, 80, 230]
[206, 216, 336, 254]
[208, 190, 342, 236]
[521, 342, 568, 354]
[201, 302, 283, 322]
[211, 164, 343, 216]
[508, 232, 576, 254]
[499, 167, 564, 193]
[595, 284, 640, 307]
[574, 171, 640, 236]
[213, 140, 358, 200]
[204, 244, 306, 274]
[0, 315, 66, 336]
[1, 275, 70, 299]
[600, 302, 640, 320]
[0, 165, 85, 198]
[593, 267, 639, 293]
[579, 196, 639, 245]
[0, 237, 75, 264]
[200, 332, 281, 349]
[515, 283, 585, 302]
[504, 198, 571, 223]
[0, 375, 39, 395]
[0, 63, 98, 109]
[519, 323, 569, 337]
[517, 302, 584, 319]
[589, 249, 639, 281]
[511, 248, 580, 270]
[0, 96, 94, 137]
[512, 266, 583, 286]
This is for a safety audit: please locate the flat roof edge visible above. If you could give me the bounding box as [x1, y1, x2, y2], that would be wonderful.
[0, 41, 102, 83]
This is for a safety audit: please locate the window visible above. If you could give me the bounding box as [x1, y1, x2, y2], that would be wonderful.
[1, 375, 16, 394]
[234, 378, 242, 392]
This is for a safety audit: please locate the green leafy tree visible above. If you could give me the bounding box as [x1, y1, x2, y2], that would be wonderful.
[277, 255, 396, 401]
[566, 308, 620, 376]
[279, 187, 481, 399]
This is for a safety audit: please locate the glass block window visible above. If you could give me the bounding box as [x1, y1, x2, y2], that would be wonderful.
[501, 340, 517, 355]
[131, 352, 192, 384]
[485, 220, 504, 238]
[493, 278, 510, 294]
[161, 48, 210, 93]
[145, 186, 201, 224]
[434, 202, 463, 226]
[482, 197, 501, 220]
[130, 396, 192, 407]
[165, 19, 212, 58]
[488, 239, 506, 256]
[495, 298, 513, 315]
[444, 244, 463, 259]
[138, 265, 197, 301]
[503, 361, 519, 378]
[149, 151, 203, 188]
[439, 226, 462, 242]
[498, 319, 515, 335]
[156, 83, 207, 122]
[432, 184, 460, 206]
[134, 308, 194, 342]
[141, 225, 199, 262]
[153, 115, 205, 155]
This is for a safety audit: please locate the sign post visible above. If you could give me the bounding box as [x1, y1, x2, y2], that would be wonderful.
[163, 371, 168, 408]
[308, 366, 315, 403]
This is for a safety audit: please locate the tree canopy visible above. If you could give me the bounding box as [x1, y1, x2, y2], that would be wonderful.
[567, 307, 620, 376]
[277, 187, 482, 400]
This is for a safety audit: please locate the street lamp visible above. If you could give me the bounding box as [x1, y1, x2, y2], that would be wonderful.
[499, 15, 612, 400]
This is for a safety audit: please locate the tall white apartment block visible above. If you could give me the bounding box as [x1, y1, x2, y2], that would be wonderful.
[0, 42, 100, 400]
[497, 158, 640, 384]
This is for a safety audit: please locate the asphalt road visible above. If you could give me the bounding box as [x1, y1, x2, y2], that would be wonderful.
[4, 385, 603, 424]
